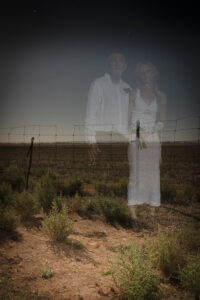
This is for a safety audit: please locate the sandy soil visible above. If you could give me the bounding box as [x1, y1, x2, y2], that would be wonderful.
[0, 205, 199, 300]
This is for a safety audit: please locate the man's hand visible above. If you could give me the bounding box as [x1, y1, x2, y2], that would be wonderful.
[89, 144, 101, 165]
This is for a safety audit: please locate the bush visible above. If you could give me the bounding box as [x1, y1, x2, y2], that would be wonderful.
[95, 178, 128, 197]
[0, 182, 13, 207]
[57, 177, 83, 197]
[36, 170, 57, 213]
[183, 184, 193, 201]
[40, 267, 54, 279]
[181, 225, 200, 252]
[71, 193, 101, 216]
[179, 252, 200, 299]
[98, 196, 132, 227]
[3, 165, 25, 191]
[112, 243, 160, 300]
[161, 178, 177, 204]
[151, 231, 185, 281]
[71, 194, 132, 227]
[0, 207, 19, 232]
[41, 200, 73, 242]
[14, 191, 38, 221]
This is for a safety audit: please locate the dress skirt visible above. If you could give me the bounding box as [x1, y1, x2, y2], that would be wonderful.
[128, 134, 161, 207]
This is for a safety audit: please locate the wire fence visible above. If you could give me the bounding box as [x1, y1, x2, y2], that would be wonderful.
[0, 115, 200, 181]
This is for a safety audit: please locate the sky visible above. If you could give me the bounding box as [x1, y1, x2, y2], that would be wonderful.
[0, 0, 200, 142]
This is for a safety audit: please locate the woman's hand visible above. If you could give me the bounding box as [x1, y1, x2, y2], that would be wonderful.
[138, 137, 147, 149]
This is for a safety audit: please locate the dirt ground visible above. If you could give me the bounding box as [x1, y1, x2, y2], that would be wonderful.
[0, 204, 199, 300]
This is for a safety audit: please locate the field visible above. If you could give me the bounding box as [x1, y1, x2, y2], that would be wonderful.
[0, 143, 200, 299]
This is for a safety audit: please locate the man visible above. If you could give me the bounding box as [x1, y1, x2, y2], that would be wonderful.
[85, 52, 131, 163]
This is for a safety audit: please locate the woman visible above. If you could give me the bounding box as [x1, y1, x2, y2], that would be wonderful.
[128, 62, 167, 219]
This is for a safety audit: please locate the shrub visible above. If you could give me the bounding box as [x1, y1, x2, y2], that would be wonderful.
[41, 200, 73, 242]
[179, 252, 200, 299]
[40, 267, 54, 279]
[151, 231, 185, 281]
[36, 171, 57, 213]
[98, 196, 132, 227]
[73, 241, 85, 250]
[3, 165, 25, 191]
[181, 225, 200, 252]
[14, 191, 38, 221]
[58, 177, 83, 197]
[95, 178, 128, 197]
[71, 195, 132, 227]
[112, 243, 160, 300]
[0, 207, 19, 232]
[0, 182, 13, 207]
[161, 178, 177, 204]
[183, 184, 193, 201]
[71, 193, 101, 216]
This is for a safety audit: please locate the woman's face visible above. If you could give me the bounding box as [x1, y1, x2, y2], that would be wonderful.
[138, 64, 156, 85]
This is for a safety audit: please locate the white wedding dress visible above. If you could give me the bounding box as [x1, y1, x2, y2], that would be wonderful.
[128, 88, 163, 207]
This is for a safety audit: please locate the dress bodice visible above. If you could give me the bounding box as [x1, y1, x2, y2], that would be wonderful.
[130, 88, 158, 133]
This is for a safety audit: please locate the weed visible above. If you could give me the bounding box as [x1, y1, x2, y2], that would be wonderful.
[0, 270, 40, 299]
[98, 196, 132, 227]
[103, 270, 112, 275]
[3, 164, 25, 191]
[95, 178, 128, 197]
[180, 225, 200, 252]
[73, 241, 85, 250]
[14, 191, 39, 221]
[161, 178, 176, 204]
[0, 182, 13, 207]
[183, 184, 194, 201]
[41, 267, 54, 279]
[149, 231, 185, 281]
[41, 200, 73, 242]
[36, 170, 57, 213]
[179, 252, 200, 300]
[71, 193, 101, 216]
[111, 243, 160, 300]
[0, 207, 19, 232]
[58, 177, 83, 197]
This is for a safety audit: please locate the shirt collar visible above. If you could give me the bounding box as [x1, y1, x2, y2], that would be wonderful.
[104, 72, 123, 85]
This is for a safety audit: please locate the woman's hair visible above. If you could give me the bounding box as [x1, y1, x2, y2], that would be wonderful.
[135, 61, 158, 79]
[135, 61, 159, 91]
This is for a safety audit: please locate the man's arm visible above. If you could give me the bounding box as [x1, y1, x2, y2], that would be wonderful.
[85, 80, 101, 164]
[85, 80, 101, 144]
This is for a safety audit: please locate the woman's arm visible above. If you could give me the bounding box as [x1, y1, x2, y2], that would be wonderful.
[128, 89, 136, 128]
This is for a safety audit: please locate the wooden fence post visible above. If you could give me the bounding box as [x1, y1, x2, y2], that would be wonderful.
[26, 137, 34, 190]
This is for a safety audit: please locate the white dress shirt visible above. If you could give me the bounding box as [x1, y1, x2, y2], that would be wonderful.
[85, 73, 131, 143]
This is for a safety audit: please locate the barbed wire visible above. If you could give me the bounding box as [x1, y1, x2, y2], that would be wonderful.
[0, 115, 199, 175]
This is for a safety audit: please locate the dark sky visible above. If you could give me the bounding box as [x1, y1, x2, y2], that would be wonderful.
[1, 0, 200, 141]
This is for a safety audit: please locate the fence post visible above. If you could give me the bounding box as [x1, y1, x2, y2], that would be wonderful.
[173, 119, 178, 143]
[198, 116, 200, 144]
[73, 125, 76, 165]
[26, 137, 34, 190]
[55, 125, 57, 163]
[38, 125, 41, 164]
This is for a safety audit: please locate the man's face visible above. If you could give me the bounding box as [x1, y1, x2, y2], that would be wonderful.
[109, 53, 127, 77]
